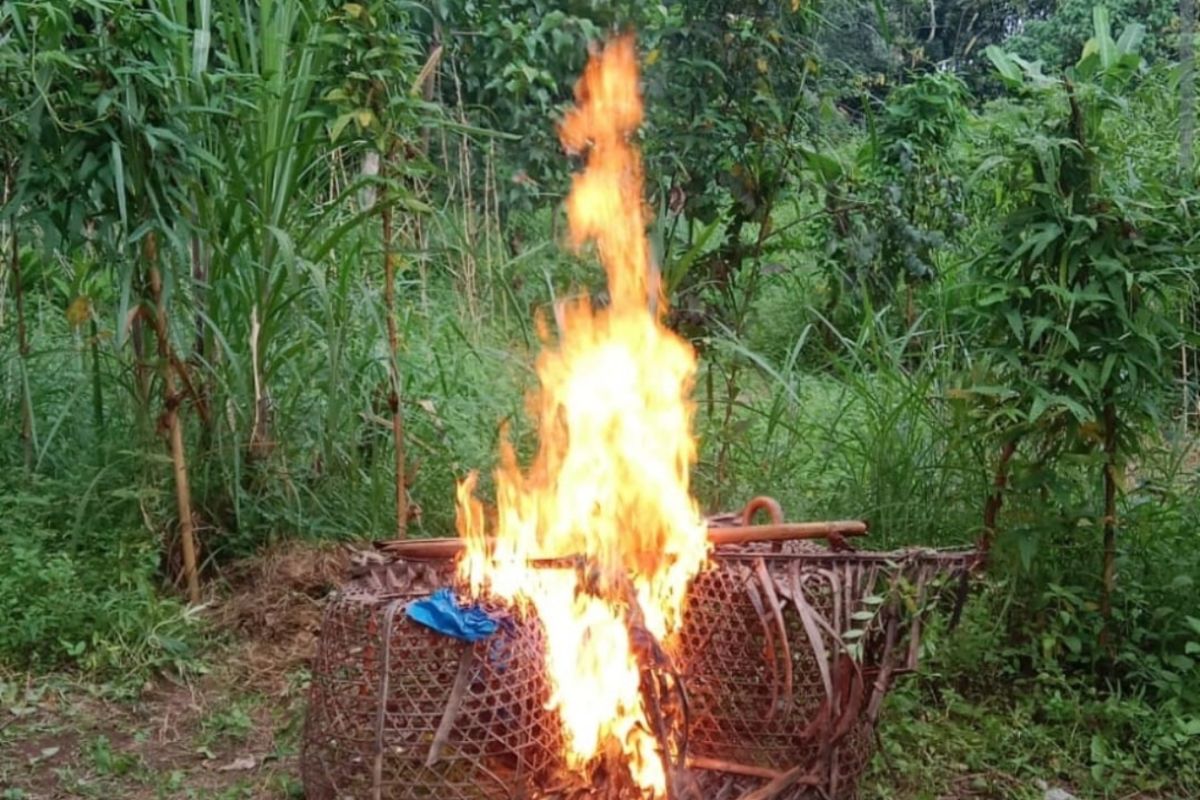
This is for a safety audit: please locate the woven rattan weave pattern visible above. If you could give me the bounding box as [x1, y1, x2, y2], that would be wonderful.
[302, 558, 563, 800]
[301, 508, 976, 800]
[677, 542, 974, 800]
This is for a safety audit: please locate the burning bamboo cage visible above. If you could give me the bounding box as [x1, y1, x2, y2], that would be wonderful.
[301, 498, 978, 800]
[301, 557, 564, 800]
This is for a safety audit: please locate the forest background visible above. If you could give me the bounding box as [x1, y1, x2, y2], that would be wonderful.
[2, 1, 1199, 797]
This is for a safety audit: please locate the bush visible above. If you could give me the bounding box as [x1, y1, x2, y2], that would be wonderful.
[0, 477, 199, 680]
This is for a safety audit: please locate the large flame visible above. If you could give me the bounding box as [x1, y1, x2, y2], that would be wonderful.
[455, 35, 707, 795]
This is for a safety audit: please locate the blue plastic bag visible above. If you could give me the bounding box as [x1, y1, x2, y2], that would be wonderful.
[405, 588, 500, 642]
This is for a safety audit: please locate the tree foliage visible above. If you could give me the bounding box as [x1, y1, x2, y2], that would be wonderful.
[0, 5, 1198, 782]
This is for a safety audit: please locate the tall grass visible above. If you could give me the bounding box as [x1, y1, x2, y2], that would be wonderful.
[701, 276, 986, 547]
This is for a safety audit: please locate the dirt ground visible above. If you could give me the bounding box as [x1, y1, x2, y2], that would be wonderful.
[0, 542, 352, 800]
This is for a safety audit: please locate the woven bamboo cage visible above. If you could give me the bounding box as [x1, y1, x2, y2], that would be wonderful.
[301, 500, 978, 800]
[301, 557, 564, 800]
[676, 539, 975, 799]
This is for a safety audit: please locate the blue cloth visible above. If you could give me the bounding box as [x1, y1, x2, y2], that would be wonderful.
[406, 588, 500, 642]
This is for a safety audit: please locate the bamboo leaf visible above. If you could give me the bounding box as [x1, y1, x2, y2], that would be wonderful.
[111, 141, 128, 232]
[791, 564, 833, 701]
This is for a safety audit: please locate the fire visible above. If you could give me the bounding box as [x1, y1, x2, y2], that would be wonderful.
[455, 35, 708, 795]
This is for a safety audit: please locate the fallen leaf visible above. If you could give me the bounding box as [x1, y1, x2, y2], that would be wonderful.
[217, 754, 258, 771]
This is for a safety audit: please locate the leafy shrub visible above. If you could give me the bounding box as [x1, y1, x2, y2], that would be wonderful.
[0, 479, 199, 679]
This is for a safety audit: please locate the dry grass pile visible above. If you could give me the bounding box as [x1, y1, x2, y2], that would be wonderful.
[211, 541, 359, 690]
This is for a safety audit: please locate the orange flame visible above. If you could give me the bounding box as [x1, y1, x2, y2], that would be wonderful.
[455, 35, 707, 795]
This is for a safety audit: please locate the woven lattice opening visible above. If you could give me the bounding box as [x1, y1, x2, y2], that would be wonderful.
[302, 559, 564, 800]
[676, 541, 973, 800]
[301, 514, 976, 800]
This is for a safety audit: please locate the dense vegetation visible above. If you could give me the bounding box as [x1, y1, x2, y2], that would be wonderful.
[1, 1, 1198, 796]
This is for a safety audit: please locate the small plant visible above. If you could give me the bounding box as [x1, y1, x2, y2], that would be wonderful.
[0, 474, 200, 679]
[87, 735, 139, 777]
[198, 699, 257, 748]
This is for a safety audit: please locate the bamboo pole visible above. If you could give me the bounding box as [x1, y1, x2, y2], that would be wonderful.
[1099, 401, 1118, 657]
[1182, 0, 1195, 183]
[1183, 0, 1196, 432]
[375, 521, 869, 560]
[146, 232, 201, 605]
[382, 150, 408, 539]
[7, 165, 33, 471]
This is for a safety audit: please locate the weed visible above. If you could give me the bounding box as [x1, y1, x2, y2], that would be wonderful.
[86, 735, 139, 777]
[199, 699, 257, 748]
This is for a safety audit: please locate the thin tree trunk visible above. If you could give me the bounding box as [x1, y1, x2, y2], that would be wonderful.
[90, 316, 104, 432]
[190, 233, 213, 457]
[1182, 0, 1196, 183]
[146, 232, 201, 605]
[1182, 0, 1196, 430]
[191, 234, 206, 358]
[1099, 401, 1118, 655]
[382, 153, 408, 539]
[950, 437, 1018, 629]
[1183, 306, 1190, 436]
[981, 438, 1018, 554]
[248, 304, 271, 461]
[417, 27, 442, 157]
[714, 363, 739, 508]
[131, 290, 153, 426]
[9, 176, 33, 471]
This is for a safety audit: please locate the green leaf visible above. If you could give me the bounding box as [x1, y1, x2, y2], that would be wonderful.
[1018, 534, 1039, 571]
[330, 112, 355, 142]
[1020, 222, 1063, 261]
[1004, 309, 1024, 343]
[665, 219, 719, 293]
[871, 0, 892, 44]
[969, 385, 1018, 399]
[1029, 392, 1050, 424]
[978, 288, 1010, 307]
[1028, 317, 1053, 347]
[1116, 23, 1145, 56]
[111, 142, 127, 231]
[1170, 655, 1195, 672]
[1093, 6, 1116, 68]
[799, 147, 844, 183]
[986, 46, 1023, 88]
[1099, 352, 1117, 388]
[354, 109, 375, 129]
[968, 155, 1009, 187]
[1051, 393, 1092, 422]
